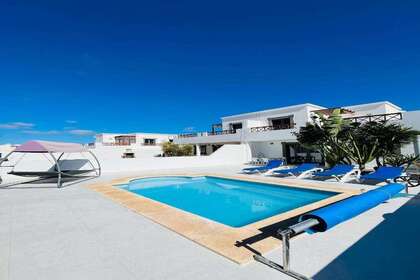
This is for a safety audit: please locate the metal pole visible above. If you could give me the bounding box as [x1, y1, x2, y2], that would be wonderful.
[57, 152, 64, 162]
[0, 151, 14, 166]
[254, 219, 320, 280]
[281, 230, 291, 271]
[88, 151, 101, 176]
[48, 152, 61, 188]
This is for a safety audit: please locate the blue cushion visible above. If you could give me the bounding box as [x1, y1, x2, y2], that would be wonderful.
[242, 159, 284, 173]
[361, 166, 404, 182]
[313, 164, 354, 177]
[274, 163, 318, 175]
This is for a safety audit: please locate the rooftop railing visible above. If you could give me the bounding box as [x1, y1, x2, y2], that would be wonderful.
[344, 112, 403, 123]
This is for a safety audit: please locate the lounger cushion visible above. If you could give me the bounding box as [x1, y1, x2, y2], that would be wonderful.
[313, 164, 355, 177]
[242, 159, 284, 173]
[360, 166, 404, 182]
[273, 163, 319, 175]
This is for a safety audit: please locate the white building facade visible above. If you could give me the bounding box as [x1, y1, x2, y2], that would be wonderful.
[175, 101, 420, 163]
[95, 133, 175, 147]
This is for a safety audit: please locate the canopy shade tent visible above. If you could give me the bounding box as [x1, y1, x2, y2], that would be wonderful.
[14, 140, 89, 153]
[0, 140, 101, 188]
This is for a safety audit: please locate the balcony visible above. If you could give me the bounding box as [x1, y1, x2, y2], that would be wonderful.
[176, 130, 240, 144]
[178, 130, 236, 138]
[175, 123, 300, 144]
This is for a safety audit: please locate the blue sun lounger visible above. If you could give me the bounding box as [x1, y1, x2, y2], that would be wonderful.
[272, 163, 322, 178]
[359, 166, 404, 183]
[312, 164, 360, 182]
[242, 159, 284, 174]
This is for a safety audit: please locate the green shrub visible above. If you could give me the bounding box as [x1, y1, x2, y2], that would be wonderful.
[384, 154, 419, 169]
[179, 144, 194, 156]
[162, 142, 194, 157]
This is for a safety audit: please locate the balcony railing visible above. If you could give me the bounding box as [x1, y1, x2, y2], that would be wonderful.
[250, 124, 295, 133]
[207, 130, 236, 136]
[344, 112, 403, 123]
[101, 142, 134, 146]
[177, 130, 236, 138]
[178, 133, 199, 138]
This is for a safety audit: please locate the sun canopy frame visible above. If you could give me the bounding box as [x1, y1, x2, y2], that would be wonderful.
[13, 140, 89, 153]
[0, 140, 101, 188]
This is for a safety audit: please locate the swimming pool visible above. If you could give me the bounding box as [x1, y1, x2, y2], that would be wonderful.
[119, 176, 338, 227]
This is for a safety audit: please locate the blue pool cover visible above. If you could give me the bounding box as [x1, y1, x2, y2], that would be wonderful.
[300, 183, 405, 233]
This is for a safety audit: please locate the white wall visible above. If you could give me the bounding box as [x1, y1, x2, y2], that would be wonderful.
[344, 102, 402, 117]
[248, 141, 283, 158]
[401, 111, 420, 156]
[245, 119, 266, 129]
[135, 133, 175, 145]
[95, 133, 119, 144]
[95, 133, 175, 146]
[402, 111, 420, 129]
[176, 105, 314, 145]
[93, 144, 164, 158]
[221, 104, 315, 131]
[94, 144, 250, 173]
[0, 144, 250, 183]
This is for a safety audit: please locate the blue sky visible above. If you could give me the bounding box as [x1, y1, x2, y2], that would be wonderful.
[1, 0, 419, 144]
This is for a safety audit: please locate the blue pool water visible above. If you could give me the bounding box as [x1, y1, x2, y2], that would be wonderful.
[119, 176, 337, 227]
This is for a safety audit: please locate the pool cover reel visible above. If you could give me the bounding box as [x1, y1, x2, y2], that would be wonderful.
[255, 183, 405, 280]
[300, 183, 405, 233]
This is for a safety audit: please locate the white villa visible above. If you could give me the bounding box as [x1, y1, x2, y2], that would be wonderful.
[175, 101, 420, 163]
[1, 102, 420, 280]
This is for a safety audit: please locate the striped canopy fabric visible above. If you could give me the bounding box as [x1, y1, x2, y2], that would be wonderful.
[14, 140, 88, 153]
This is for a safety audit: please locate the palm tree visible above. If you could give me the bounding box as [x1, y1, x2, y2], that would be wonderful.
[294, 109, 351, 166]
[295, 112, 419, 170]
[361, 122, 419, 166]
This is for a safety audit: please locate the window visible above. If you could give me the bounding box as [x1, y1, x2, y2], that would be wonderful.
[115, 135, 136, 145]
[143, 138, 156, 146]
[270, 116, 294, 129]
[230, 123, 243, 132]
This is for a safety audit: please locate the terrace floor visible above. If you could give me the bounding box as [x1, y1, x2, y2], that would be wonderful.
[1, 165, 419, 280]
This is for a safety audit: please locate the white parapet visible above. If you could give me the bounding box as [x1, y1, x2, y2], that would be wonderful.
[90, 143, 250, 173]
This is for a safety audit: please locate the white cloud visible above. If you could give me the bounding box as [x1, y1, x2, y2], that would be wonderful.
[65, 120, 78, 124]
[67, 129, 96, 136]
[0, 122, 35, 129]
[22, 130, 60, 135]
